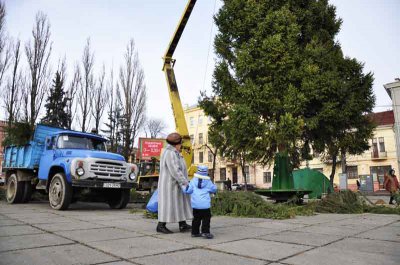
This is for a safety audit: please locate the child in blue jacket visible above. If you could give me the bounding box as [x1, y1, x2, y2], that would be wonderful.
[185, 165, 217, 239]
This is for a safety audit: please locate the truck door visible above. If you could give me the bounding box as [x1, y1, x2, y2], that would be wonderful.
[38, 136, 57, 180]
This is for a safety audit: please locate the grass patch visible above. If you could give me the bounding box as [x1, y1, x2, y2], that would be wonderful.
[130, 189, 151, 204]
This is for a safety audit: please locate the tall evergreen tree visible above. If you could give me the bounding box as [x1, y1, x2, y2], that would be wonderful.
[200, 0, 375, 186]
[41, 71, 69, 128]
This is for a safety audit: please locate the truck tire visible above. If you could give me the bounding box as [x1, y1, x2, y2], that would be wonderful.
[6, 173, 24, 204]
[21, 181, 33, 203]
[49, 173, 72, 210]
[107, 189, 130, 209]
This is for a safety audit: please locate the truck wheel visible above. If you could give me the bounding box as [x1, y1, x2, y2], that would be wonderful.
[21, 181, 33, 203]
[107, 189, 130, 209]
[6, 174, 24, 204]
[49, 173, 72, 210]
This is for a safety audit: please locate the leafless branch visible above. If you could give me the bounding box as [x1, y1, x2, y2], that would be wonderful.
[77, 38, 94, 132]
[24, 11, 52, 128]
[91, 63, 106, 132]
[118, 39, 146, 160]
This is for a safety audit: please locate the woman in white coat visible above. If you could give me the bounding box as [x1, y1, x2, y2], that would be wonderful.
[156, 132, 193, 234]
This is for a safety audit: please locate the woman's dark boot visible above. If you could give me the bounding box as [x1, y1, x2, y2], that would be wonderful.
[156, 222, 173, 234]
[179, 221, 192, 232]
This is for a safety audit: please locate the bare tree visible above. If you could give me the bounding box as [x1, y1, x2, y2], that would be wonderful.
[66, 63, 80, 129]
[77, 38, 94, 132]
[24, 11, 52, 128]
[3, 38, 21, 126]
[0, 1, 10, 87]
[118, 39, 146, 160]
[145, 118, 167, 138]
[103, 68, 122, 152]
[91, 64, 106, 132]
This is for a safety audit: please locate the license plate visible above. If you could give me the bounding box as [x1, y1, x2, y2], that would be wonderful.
[103, 183, 121, 188]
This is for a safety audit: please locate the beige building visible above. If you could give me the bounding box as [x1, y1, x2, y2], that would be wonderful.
[184, 105, 398, 191]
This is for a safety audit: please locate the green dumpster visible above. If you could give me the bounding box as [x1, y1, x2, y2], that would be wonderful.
[293, 168, 332, 199]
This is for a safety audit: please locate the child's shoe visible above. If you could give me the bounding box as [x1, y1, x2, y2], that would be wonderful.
[202, 233, 214, 239]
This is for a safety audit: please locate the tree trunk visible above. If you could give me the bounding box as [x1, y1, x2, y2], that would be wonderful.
[241, 156, 247, 191]
[329, 154, 337, 193]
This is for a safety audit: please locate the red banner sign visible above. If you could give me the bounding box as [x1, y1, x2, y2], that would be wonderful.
[140, 139, 165, 160]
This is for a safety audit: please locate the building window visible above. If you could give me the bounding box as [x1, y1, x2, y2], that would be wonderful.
[208, 151, 212, 162]
[190, 134, 194, 144]
[379, 137, 385, 152]
[263, 172, 272, 183]
[220, 168, 226, 181]
[244, 166, 250, 182]
[372, 138, 378, 158]
[199, 133, 203, 145]
[198, 115, 203, 125]
[347, 166, 358, 179]
[190, 117, 195, 127]
[199, 151, 203, 163]
[370, 165, 392, 188]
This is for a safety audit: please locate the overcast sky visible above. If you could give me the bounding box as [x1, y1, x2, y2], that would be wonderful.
[2, 0, 399, 136]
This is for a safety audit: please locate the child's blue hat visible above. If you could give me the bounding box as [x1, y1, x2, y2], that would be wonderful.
[194, 165, 210, 179]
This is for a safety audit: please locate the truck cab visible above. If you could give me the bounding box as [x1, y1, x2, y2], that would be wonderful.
[3, 124, 138, 210]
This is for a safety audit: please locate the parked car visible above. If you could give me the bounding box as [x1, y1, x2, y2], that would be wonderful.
[240, 183, 256, 191]
[231, 183, 241, 191]
[232, 183, 256, 191]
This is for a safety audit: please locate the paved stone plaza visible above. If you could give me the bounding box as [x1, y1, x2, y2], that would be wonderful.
[0, 201, 399, 265]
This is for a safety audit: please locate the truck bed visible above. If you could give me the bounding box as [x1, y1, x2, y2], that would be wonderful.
[2, 124, 63, 170]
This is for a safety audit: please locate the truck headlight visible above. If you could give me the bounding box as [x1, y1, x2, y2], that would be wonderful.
[129, 172, 136, 181]
[76, 167, 85, 176]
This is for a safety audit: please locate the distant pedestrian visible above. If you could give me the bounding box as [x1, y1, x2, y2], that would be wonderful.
[356, 179, 361, 190]
[156, 132, 193, 234]
[185, 165, 217, 239]
[226, 178, 232, 191]
[383, 169, 400, 205]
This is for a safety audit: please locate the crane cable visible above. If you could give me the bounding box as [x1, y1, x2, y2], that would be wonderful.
[201, 0, 217, 93]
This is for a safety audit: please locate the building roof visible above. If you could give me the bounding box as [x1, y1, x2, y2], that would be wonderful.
[370, 110, 394, 126]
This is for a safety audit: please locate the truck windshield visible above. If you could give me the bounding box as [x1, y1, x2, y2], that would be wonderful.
[57, 135, 106, 151]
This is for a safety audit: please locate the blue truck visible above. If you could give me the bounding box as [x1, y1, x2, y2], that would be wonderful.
[2, 124, 137, 210]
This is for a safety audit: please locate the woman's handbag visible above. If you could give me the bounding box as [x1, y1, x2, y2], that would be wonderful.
[146, 189, 158, 213]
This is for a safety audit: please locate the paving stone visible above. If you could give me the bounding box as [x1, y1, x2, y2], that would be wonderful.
[93, 219, 159, 235]
[292, 223, 368, 236]
[257, 230, 343, 246]
[211, 216, 266, 228]
[247, 220, 307, 231]
[281, 214, 358, 225]
[155, 225, 281, 247]
[0, 233, 73, 252]
[55, 227, 143, 243]
[329, 237, 400, 257]
[355, 226, 400, 242]
[333, 214, 400, 228]
[0, 225, 44, 237]
[282, 247, 400, 265]
[0, 218, 23, 226]
[133, 248, 266, 265]
[0, 243, 117, 265]
[34, 220, 108, 232]
[87, 236, 190, 259]
[209, 238, 312, 261]
[96, 261, 134, 265]
[4, 212, 74, 224]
